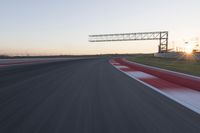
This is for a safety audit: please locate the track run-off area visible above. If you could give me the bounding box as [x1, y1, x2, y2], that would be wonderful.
[0, 57, 200, 133]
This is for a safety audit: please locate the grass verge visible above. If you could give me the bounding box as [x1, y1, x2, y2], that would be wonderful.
[127, 54, 200, 77]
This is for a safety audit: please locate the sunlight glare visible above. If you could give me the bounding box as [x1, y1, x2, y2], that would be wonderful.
[185, 45, 193, 54]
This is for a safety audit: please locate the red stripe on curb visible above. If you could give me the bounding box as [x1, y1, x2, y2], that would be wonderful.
[114, 58, 200, 91]
[140, 78, 183, 89]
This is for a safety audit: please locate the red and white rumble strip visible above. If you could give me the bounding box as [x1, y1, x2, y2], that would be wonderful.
[110, 59, 200, 114]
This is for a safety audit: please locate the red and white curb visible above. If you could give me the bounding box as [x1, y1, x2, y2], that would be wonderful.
[110, 59, 200, 115]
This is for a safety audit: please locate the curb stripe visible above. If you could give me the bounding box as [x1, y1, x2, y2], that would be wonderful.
[111, 59, 200, 115]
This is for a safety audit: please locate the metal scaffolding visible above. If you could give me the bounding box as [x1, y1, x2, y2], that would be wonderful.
[89, 31, 168, 53]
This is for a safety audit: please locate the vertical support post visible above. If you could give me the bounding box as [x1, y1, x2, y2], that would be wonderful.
[166, 32, 168, 52]
[159, 32, 162, 53]
[158, 31, 168, 53]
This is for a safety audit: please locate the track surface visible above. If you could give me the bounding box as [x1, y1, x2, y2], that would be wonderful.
[0, 58, 200, 133]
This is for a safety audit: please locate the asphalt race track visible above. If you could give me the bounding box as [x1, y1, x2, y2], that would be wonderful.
[0, 58, 200, 133]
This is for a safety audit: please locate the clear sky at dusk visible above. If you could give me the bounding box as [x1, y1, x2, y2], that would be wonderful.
[0, 0, 200, 55]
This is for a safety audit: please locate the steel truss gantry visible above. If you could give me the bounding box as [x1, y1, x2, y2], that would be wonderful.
[89, 31, 168, 53]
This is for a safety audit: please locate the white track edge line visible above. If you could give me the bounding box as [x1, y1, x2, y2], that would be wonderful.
[111, 63, 200, 115]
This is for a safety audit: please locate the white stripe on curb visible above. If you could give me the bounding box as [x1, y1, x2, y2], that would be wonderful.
[112, 62, 200, 115]
[127, 71, 156, 79]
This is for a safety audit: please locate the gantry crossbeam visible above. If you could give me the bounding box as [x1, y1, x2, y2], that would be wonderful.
[89, 31, 168, 53]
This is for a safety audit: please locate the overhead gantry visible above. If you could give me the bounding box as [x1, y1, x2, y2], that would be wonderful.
[89, 31, 168, 53]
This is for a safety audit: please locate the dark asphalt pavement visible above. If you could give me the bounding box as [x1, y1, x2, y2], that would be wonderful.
[0, 58, 200, 133]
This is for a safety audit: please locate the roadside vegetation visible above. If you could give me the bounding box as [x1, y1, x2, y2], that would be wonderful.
[127, 54, 200, 77]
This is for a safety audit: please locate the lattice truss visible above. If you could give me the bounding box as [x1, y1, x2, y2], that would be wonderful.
[89, 31, 168, 53]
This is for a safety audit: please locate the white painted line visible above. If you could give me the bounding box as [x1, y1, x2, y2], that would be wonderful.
[126, 71, 156, 79]
[125, 71, 200, 114]
[112, 63, 120, 65]
[112, 63, 200, 115]
[163, 88, 200, 113]
[115, 66, 129, 69]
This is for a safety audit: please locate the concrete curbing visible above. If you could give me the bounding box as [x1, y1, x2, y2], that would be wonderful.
[114, 58, 200, 91]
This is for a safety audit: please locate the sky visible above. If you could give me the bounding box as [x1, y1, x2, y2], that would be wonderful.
[0, 0, 200, 55]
